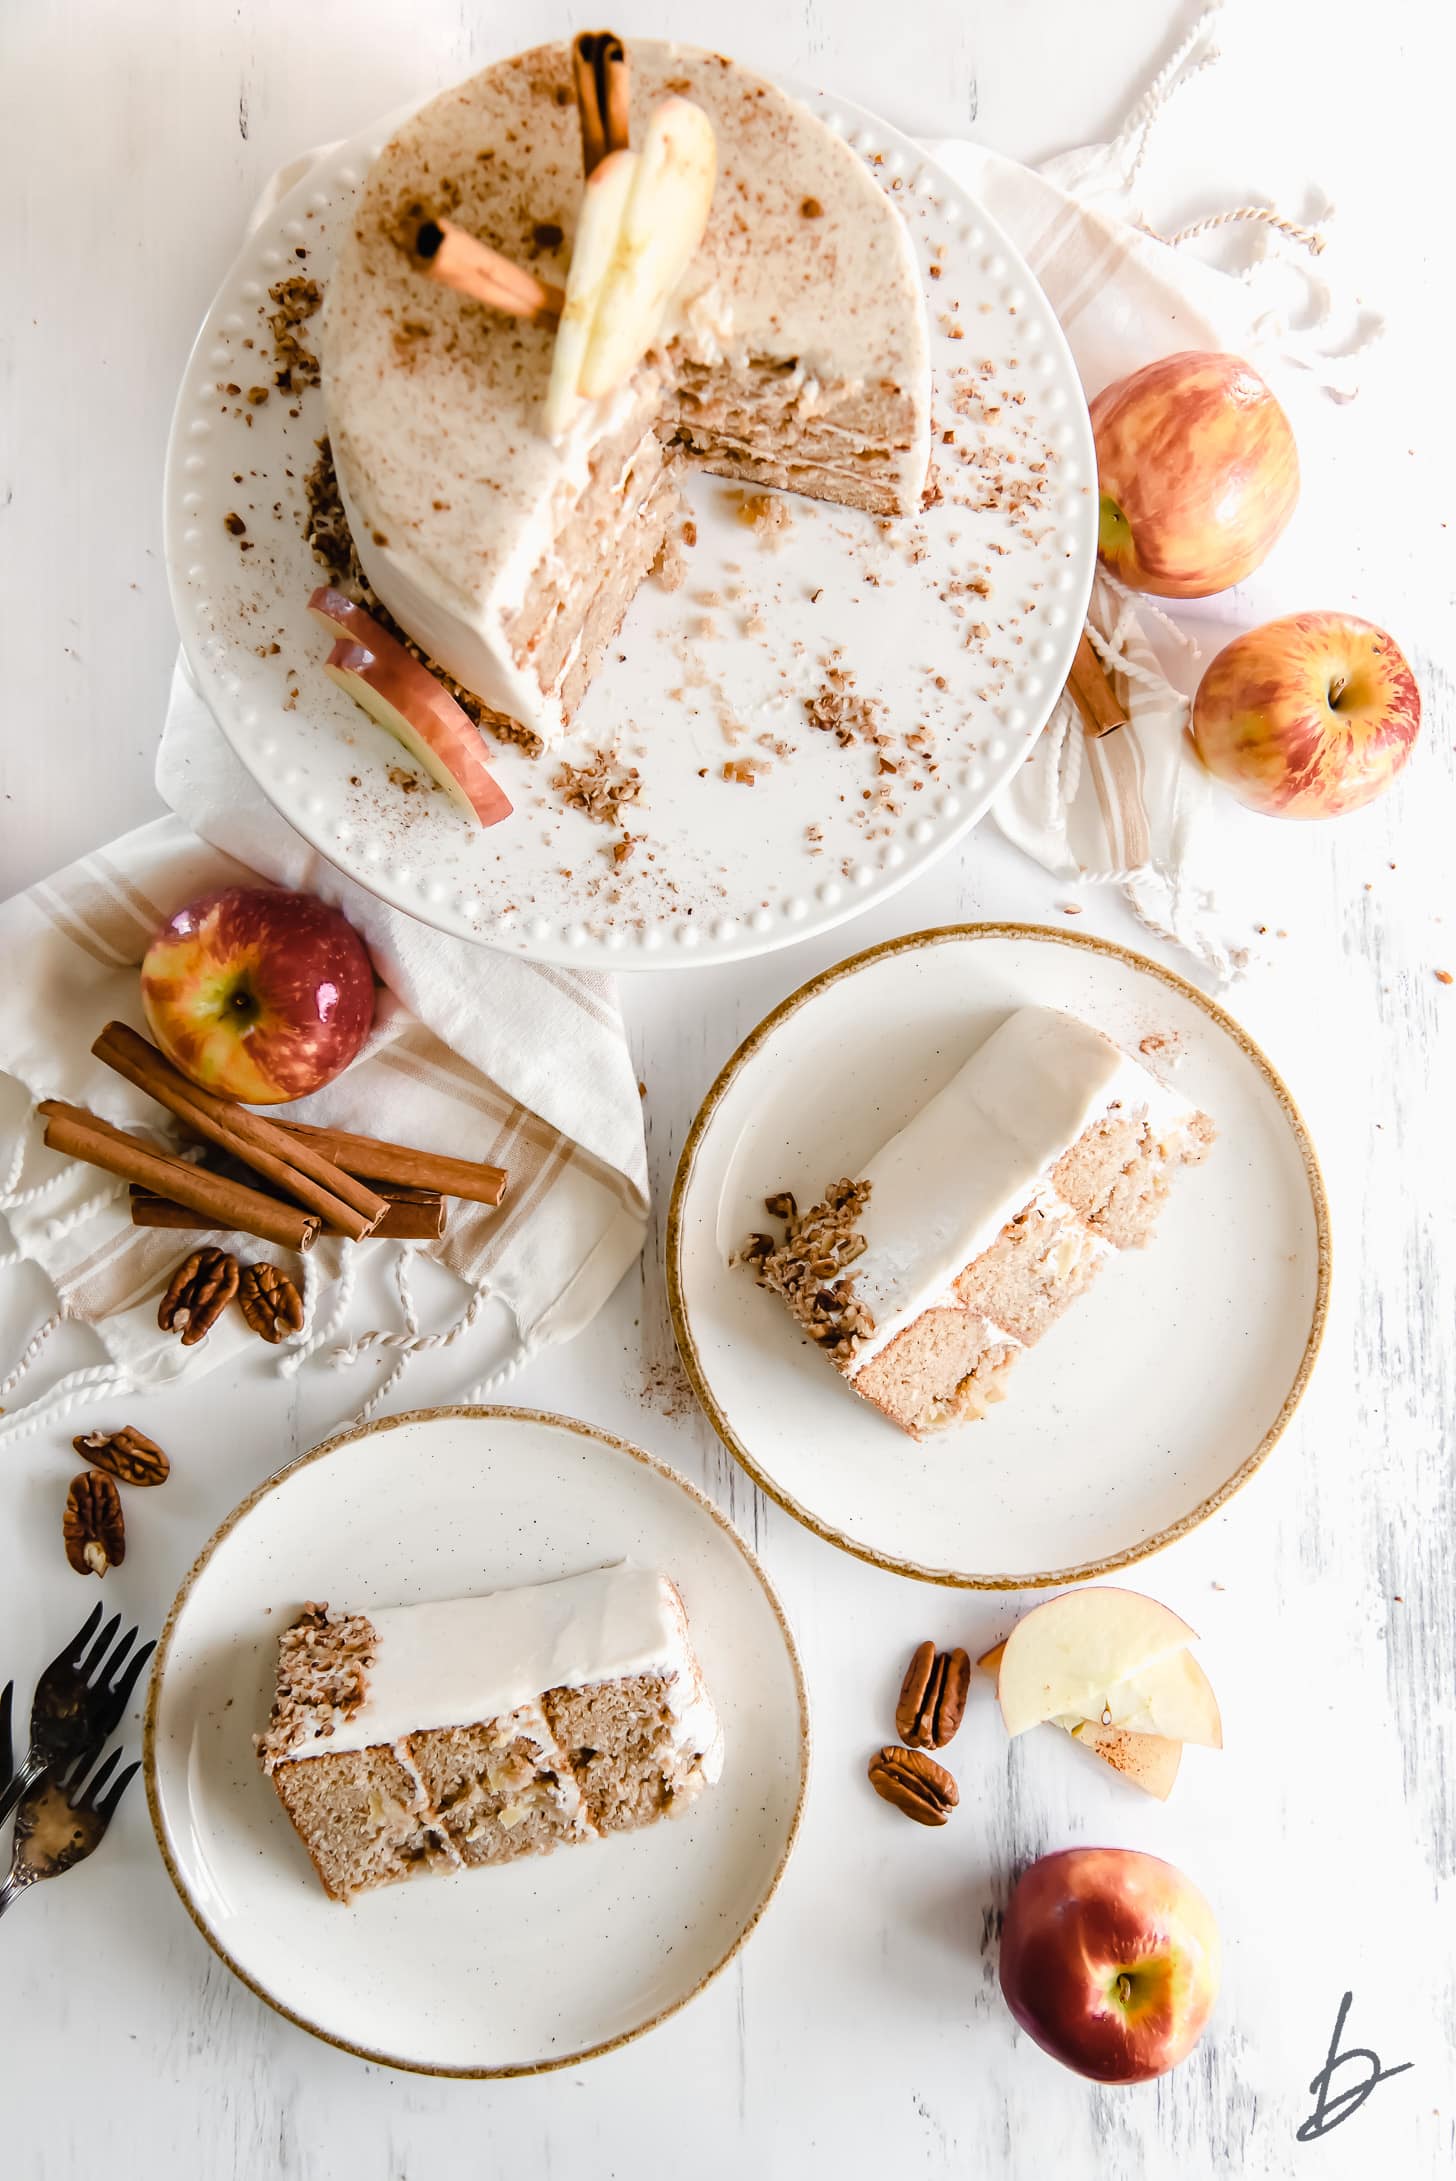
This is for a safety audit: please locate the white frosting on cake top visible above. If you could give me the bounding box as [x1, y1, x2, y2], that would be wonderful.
[322, 38, 931, 742]
[281, 1562, 723, 1777]
[844, 1007, 1198, 1375]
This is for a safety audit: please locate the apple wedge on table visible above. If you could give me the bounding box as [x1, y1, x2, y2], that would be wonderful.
[544, 96, 717, 440]
[307, 588, 512, 828]
[979, 1587, 1222, 1802]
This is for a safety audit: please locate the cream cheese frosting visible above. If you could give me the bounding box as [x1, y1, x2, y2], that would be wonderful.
[322, 38, 931, 745]
[845, 1008, 1197, 1376]
[270, 1562, 724, 1781]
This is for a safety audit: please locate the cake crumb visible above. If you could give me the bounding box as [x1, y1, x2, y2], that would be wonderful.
[1436, 969, 1453, 985]
[736, 492, 794, 550]
[554, 748, 644, 825]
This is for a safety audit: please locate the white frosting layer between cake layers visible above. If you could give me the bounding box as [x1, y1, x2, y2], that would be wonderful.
[844, 1007, 1198, 1376]
[285, 1562, 724, 1780]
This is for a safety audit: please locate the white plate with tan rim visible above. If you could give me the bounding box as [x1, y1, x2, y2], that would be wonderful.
[163, 75, 1095, 967]
[668, 925, 1330, 1588]
[144, 1407, 807, 2076]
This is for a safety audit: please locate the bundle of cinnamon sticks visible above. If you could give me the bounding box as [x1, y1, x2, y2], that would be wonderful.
[38, 1021, 508, 1253]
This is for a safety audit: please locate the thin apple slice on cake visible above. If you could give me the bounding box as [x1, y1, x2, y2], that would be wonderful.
[308, 588, 512, 828]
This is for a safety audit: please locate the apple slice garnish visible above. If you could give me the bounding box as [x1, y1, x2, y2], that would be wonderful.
[544, 97, 716, 439]
[977, 1637, 1187, 1801]
[543, 146, 639, 440]
[578, 96, 717, 401]
[993, 1587, 1198, 1739]
[1065, 1719, 1183, 1802]
[308, 588, 512, 828]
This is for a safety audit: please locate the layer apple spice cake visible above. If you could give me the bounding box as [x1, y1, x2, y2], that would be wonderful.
[258, 1565, 724, 1901]
[740, 1007, 1214, 1438]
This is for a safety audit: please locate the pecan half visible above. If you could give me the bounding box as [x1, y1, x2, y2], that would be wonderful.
[72, 1426, 170, 1488]
[238, 1262, 305, 1344]
[158, 1247, 239, 1346]
[896, 1641, 972, 1751]
[64, 1471, 126, 1577]
[867, 1746, 959, 1826]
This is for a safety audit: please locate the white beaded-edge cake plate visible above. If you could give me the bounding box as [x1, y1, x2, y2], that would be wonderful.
[668, 926, 1331, 1588]
[163, 79, 1096, 967]
[144, 1407, 808, 2075]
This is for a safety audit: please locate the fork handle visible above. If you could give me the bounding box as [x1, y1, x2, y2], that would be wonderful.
[0, 1876, 18, 1922]
[0, 1754, 43, 1829]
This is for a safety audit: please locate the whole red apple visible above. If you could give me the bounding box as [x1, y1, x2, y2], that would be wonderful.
[1191, 611, 1420, 818]
[1092, 351, 1298, 597]
[141, 886, 375, 1104]
[999, 1847, 1220, 2084]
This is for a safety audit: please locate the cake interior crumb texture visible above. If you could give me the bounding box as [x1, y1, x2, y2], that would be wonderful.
[258, 1574, 723, 1902]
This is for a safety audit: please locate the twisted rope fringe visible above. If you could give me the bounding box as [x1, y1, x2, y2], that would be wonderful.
[1169, 203, 1326, 258]
[1110, 1, 1225, 189]
[278, 1243, 357, 1379]
[0, 1308, 70, 1401]
[0, 1361, 135, 1445]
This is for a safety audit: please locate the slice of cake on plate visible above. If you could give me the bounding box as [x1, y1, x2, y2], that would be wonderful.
[257, 1563, 724, 1902]
[740, 1006, 1214, 1439]
[321, 36, 931, 750]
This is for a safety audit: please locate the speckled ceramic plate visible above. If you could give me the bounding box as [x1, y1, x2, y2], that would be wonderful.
[669, 926, 1331, 1587]
[163, 79, 1095, 966]
[145, 1407, 808, 2075]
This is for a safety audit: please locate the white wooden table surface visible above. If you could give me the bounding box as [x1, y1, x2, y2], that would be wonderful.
[3, 3, 1454, 2175]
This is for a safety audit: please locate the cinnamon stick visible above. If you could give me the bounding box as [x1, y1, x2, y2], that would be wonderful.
[275, 1120, 509, 1209]
[38, 1102, 320, 1254]
[572, 30, 630, 176]
[131, 1182, 446, 1242]
[1066, 630, 1129, 739]
[414, 219, 563, 325]
[92, 1022, 388, 1243]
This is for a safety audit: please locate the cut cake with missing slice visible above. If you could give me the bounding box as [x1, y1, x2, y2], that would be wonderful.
[257, 1564, 724, 1902]
[742, 1006, 1214, 1440]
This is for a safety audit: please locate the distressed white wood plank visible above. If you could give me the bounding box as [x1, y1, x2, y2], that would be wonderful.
[2, 2, 1454, 2177]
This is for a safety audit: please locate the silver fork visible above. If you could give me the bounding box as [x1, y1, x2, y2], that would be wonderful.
[0, 1742, 141, 1919]
[0, 1605, 154, 1826]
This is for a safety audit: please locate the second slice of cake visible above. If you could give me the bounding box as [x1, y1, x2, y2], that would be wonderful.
[741, 1006, 1214, 1439]
[258, 1563, 723, 1902]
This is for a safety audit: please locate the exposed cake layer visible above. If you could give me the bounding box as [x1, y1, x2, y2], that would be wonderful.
[260, 1566, 724, 1901]
[665, 358, 923, 519]
[744, 1008, 1214, 1440]
[322, 38, 931, 745]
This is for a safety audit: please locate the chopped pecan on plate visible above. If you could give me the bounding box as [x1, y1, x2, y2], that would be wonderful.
[895, 1641, 972, 1751]
[867, 1746, 959, 1827]
[238, 1261, 305, 1345]
[72, 1426, 170, 1488]
[158, 1246, 239, 1346]
[63, 1471, 126, 1577]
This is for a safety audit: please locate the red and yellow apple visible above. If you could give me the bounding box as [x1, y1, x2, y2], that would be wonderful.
[999, 1847, 1221, 2084]
[141, 885, 375, 1104]
[309, 589, 513, 829]
[1092, 351, 1299, 597]
[1191, 610, 1420, 818]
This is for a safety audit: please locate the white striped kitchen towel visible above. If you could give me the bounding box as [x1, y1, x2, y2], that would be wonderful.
[0, 755, 648, 1440]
